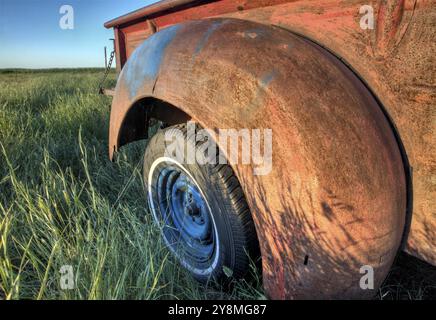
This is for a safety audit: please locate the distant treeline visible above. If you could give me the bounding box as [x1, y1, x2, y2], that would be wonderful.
[0, 68, 116, 74]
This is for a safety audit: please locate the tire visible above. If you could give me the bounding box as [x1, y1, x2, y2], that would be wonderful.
[143, 123, 260, 283]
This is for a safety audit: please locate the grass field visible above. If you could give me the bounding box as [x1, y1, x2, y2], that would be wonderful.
[0, 69, 434, 300]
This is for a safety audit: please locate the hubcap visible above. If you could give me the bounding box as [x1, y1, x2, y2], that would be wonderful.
[148, 157, 219, 275]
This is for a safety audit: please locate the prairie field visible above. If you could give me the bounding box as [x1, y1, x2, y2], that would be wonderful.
[0, 69, 434, 300]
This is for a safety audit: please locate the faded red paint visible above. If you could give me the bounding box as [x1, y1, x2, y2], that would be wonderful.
[105, 0, 436, 299]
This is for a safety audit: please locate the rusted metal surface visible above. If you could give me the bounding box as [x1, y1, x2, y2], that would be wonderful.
[113, 27, 127, 72]
[106, 0, 435, 271]
[107, 0, 291, 70]
[108, 18, 409, 299]
[104, 0, 198, 28]
[215, 0, 435, 270]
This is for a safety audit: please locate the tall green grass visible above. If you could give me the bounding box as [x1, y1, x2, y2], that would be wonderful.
[0, 70, 263, 300]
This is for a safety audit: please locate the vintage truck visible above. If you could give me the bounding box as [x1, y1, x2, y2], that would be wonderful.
[103, 0, 435, 299]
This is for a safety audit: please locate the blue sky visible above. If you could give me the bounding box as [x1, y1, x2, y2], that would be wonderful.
[0, 0, 159, 68]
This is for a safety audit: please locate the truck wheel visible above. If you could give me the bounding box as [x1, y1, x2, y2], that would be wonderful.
[143, 124, 260, 283]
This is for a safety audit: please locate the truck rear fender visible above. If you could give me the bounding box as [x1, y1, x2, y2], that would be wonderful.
[110, 18, 407, 299]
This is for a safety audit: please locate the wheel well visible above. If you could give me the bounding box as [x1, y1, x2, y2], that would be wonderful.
[117, 96, 191, 148]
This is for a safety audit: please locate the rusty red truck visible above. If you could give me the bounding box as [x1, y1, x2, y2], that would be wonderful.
[103, 0, 435, 299]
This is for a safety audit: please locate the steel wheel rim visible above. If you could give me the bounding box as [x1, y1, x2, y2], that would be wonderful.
[148, 157, 219, 275]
